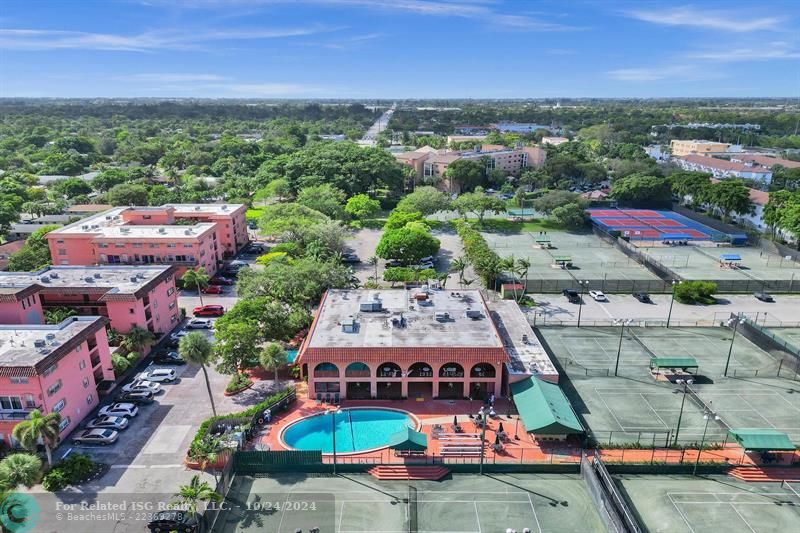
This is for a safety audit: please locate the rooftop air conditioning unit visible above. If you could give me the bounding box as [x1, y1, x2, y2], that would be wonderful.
[194, 206, 201, 211]
[342, 317, 358, 333]
[49, 272, 59, 278]
[45, 333, 56, 341]
[158, 228, 166, 234]
[130, 277, 138, 283]
[435, 312, 450, 322]
[466, 310, 483, 320]
[93, 272, 101, 278]
[359, 302, 382, 312]
[33, 339, 46, 348]
[81, 225, 89, 230]
[184, 229, 192, 235]
[40, 276, 50, 283]
[222, 205, 228, 210]
[84, 276, 94, 282]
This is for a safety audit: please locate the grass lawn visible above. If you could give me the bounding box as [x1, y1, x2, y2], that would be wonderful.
[245, 207, 264, 220]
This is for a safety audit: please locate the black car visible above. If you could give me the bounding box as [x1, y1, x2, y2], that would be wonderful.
[246, 243, 266, 254]
[633, 292, 652, 303]
[148, 510, 198, 533]
[153, 351, 186, 365]
[116, 390, 155, 404]
[562, 288, 581, 303]
[341, 252, 361, 263]
[754, 292, 774, 302]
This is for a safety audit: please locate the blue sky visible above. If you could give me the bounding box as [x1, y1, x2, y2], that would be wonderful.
[1, 0, 798, 98]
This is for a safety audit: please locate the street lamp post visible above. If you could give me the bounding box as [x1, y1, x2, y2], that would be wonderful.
[666, 280, 679, 328]
[331, 407, 342, 474]
[694, 404, 719, 476]
[613, 319, 633, 377]
[673, 378, 694, 446]
[577, 281, 589, 328]
[724, 315, 742, 377]
[479, 414, 488, 475]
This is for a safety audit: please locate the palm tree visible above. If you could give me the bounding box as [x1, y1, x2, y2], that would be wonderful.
[121, 326, 156, 355]
[449, 256, 469, 289]
[0, 453, 42, 490]
[179, 332, 217, 417]
[501, 255, 519, 301]
[259, 343, 287, 382]
[182, 267, 210, 306]
[515, 258, 531, 303]
[367, 255, 379, 281]
[189, 436, 224, 483]
[11, 410, 61, 467]
[173, 474, 221, 516]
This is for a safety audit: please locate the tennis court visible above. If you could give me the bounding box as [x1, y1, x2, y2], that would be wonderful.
[212, 473, 606, 532]
[481, 229, 659, 282]
[615, 475, 800, 533]
[766, 327, 800, 352]
[536, 327, 800, 444]
[588, 208, 728, 242]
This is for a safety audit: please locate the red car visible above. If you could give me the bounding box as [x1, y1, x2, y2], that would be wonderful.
[193, 305, 225, 317]
[210, 276, 234, 286]
[201, 285, 224, 295]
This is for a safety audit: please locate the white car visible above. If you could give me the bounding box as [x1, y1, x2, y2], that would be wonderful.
[135, 368, 177, 383]
[122, 380, 161, 394]
[186, 318, 213, 329]
[86, 415, 129, 431]
[98, 403, 139, 418]
[170, 330, 189, 342]
[588, 290, 607, 302]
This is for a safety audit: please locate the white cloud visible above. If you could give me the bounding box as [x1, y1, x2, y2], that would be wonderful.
[689, 42, 800, 61]
[607, 64, 718, 82]
[625, 6, 784, 32]
[0, 25, 335, 52]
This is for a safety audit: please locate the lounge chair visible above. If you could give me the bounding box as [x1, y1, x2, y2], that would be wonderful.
[333, 392, 340, 405]
[316, 393, 322, 404]
[324, 393, 331, 403]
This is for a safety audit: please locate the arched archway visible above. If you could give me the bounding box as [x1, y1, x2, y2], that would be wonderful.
[345, 362, 370, 378]
[470, 363, 496, 378]
[439, 362, 464, 378]
[313, 362, 339, 377]
[407, 362, 433, 378]
[376, 362, 402, 378]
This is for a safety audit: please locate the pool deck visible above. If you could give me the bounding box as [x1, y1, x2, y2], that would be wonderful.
[244, 382, 790, 466]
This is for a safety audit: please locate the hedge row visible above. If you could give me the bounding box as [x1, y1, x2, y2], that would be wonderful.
[453, 220, 502, 289]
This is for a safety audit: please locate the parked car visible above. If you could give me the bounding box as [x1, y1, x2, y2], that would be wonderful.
[187, 317, 213, 329]
[633, 292, 652, 303]
[246, 243, 267, 254]
[210, 276, 234, 286]
[416, 261, 435, 270]
[562, 288, 581, 303]
[170, 330, 189, 343]
[122, 380, 161, 394]
[147, 510, 198, 533]
[153, 351, 186, 365]
[588, 290, 607, 302]
[86, 415, 129, 431]
[341, 252, 361, 263]
[386, 259, 404, 268]
[136, 368, 177, 383]
[99, 403, 139, 418]
[419, 256, 436, 264]
[73, 428, 119, 445]
[193, 305, 225, 317]
[201, 285, 224, 295]
[754, 292, 774, 302]
[116, 390, 155, 404]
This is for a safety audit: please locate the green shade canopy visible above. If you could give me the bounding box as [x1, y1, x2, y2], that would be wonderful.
[535, 237, 551, 243]
[510, 377, 583, 435]
[387, 426, 428, 451]
[649, 357, 699, 369]
[728, 429, 796, 451]
[553, 255, 572, 262]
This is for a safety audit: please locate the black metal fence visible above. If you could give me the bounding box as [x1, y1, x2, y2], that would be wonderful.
[581, 454, 643, 533]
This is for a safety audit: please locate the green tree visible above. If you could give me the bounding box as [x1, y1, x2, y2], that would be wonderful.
[259, 343, 287, 382]
[179, 332, 217, 417]
[344, 193, 380, 219]
[52, 177, 92, 199]
[610, 174, 672, 207]
[705, 180, 753, 221]
[367, 255, 379, 281]
[669, 171, 712, 204]
[515, 258, 531, 302]
[449, 256, 470, 288]
[44, 307, 77, 325]
[257, 203, 328, 241]
[451, 191, 506, 224]
[551, 202, 589, 229]
[673, 281, 718, 305]
[0, 453, 42, 490]
[443, 159, 485, 192]
[384, 210, 424, 230]
[106, 183, 149, 206]
[532, 190, 582, 215]
[395, 186, 451, 215]
[12, 409, 61, 466]
[111, 353, 131, 375]
[375, 227, 440, 264]
[254, 178, 291, 204]
[120, 326, 156, 354]
[182, 267, 210, 306]
[214, 322, 261, 375]
[173, 474, 222, 516]
[297, 184, 346, 218]
[6, 224, 59, 271]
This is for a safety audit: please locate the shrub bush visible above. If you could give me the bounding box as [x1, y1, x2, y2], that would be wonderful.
[225, 373, 251, 394]
[673, 280, 718, 305]
[453, 220, 502, 289]
[42, 470, 67, 492]
[42, 453, 101, 492]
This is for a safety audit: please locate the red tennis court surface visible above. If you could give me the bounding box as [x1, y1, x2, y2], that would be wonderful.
[619, 209, 663, 218]
[647, 219, 684, 227]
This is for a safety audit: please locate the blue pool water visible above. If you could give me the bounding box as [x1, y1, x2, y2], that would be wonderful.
[282, 409, 414, 453]
[286, 349, 299, 363]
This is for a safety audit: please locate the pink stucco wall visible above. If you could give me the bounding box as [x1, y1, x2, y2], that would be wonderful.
[105, 275, 178, 336]
[0, 295, 43, 325]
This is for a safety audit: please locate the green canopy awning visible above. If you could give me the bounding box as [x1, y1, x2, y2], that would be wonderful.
[553, 255, 572, 262]
[649, 357, 699, 369]
[728, 429, 796, 451]
[510, 377, 583, 435]
[387, 427, 428, 451]
[535, 237, 551, 243]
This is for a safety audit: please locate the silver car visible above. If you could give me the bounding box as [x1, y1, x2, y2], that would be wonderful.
[73, 428, 119, 445]
[86, 416, 129, 431]
[122, 380, 161, 394]
[98, 403, 139, 418]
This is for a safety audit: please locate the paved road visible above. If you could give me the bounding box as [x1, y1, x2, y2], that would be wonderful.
[360, 103, 395, 143]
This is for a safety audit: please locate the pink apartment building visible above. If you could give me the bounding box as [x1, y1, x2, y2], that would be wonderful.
[0, 265, 179, 337]
[0, 316, 114, 448]
[46, 204, 249, 276]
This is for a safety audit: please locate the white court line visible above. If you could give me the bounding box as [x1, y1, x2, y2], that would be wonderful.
[276, 491, 292, 533]
[337, 501, 345, 533]
[596, 390, 631, 432]
[674, 501, 798, 506]
[736, 395, 777, 428]
[639, 392, 671, 430]
[729, 504, 758, 533]
[528, 493, 542, 533]
[473, 501, 482, 533]
[667, 493, 696, 533]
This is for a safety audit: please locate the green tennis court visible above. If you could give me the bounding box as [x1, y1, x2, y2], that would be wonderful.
[211, 473, 606, 532]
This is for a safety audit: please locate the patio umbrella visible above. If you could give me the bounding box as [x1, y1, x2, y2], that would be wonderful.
[453, 415, 458, 427]
[495, 434, 501, 446]
[498, 422, 505, 434]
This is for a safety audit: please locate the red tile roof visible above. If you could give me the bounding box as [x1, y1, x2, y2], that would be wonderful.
[734, 154, 800, 169]
[680, 154, 772, 174]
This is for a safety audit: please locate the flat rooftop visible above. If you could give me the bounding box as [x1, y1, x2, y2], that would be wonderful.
[488, 299, 558, 378]
[48, 207, 216, 238]
[0, 317, 105, 369]
[307, 289, 504, 349]
[0, 265, 173, 295]
[164, 203, 245, 215]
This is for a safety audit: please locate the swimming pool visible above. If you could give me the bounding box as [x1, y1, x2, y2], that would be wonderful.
[281, 408, 416, 453]
[286, 349, 298, 363]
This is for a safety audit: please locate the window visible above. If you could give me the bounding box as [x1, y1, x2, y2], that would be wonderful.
[23, 394, 35, 408]
[115, 243, 125, 248]
[56, 239, 64, 244]
[60, 260, 69, 265]
[52, 399, 66, 413]
[0, 397, 22, 410]
[58, 417, 71, 432]
[167, 288, 175, 297]
[169, 301, 176, 310]
[143, 215, 151, 220]
[82, 377, 90, 388]
[78, 360, 85, 370]
[149, 243, 159, 249]
[167, 243, 176, 248]
[129, 308, 135, 314]
[75, 344, 81, 352]
[47, 379, 62, 397]
[86, 394, 94, 405]
[171, 314, 177, 322]
[58, 249, 66, 255]
[10, 376, 28, 384]
[133, 243, 142, 248]
[98, 243, 108, 248]
[42, 364, 58, 377]
[183, 244, 193, 248]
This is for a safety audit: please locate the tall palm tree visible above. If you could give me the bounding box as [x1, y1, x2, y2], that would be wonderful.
[0, 453, 42, 490]
[182, 267, 210, 306]
[501, 255, 519, 301]
[190, 436, 223, 483]
[449, 256, 469, 289]
[121, 326, 156, 355]
[179, 332, 217, 417]
[367, 255, 379, 281]
[12, 410, 61, 467]
[515, 258, 531, 302]
[259, 343, 287, 383]
[173, 474, 221, 516]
